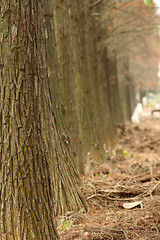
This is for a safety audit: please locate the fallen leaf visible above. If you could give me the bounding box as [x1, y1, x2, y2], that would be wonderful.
[123, 201, 143, 209]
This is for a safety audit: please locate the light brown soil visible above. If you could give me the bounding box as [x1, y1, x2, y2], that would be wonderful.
[58, 115, 160, 240]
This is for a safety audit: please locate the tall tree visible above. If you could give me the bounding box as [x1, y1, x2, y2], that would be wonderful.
[0, 0, 87, 238]
[100, 0, 159, 121]
[0, 1, 59, 238]
[52, 0, 118, 175]
[42, 1, 88, 213]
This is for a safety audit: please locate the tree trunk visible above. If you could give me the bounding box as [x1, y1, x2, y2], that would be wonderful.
[42, 0, 88, 214]
[52, 0, 118, 172]
[0, 0, 87, 238]
[51, 0, 84, 173]
[0, 1, 59, 239]
[106, 51, 124, 125]
[117, 53, 134, 122]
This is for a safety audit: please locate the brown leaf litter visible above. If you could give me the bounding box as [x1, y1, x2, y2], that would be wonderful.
[58, 116, 160, 240]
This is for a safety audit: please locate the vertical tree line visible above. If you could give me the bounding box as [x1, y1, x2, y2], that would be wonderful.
[0, 0, 159, 239]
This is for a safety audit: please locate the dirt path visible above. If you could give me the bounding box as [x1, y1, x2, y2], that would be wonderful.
[58, 115, 160, 240]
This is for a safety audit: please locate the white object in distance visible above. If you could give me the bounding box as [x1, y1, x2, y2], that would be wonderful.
[131, 103, 143, 123]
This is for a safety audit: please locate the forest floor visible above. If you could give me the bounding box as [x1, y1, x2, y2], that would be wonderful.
[58, 109, 160, 240]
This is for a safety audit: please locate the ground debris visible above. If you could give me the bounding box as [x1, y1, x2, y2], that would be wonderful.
[83, 226, 127, 240]
[59, 116, 160, 240]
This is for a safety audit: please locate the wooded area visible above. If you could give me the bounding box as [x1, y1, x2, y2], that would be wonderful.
[0, 0, 159, 239]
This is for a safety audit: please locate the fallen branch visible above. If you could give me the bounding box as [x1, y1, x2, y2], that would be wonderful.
[89, 0, 103, 8]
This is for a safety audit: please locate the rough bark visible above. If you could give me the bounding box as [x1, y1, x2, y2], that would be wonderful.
[107, 51, 124, 125]
[0, 0, 88, 238]
[52, 0, 84, 173]
[42, 0, 88, 214]
[0, 1, 59, 239]
[52, 0, 118, 173]
[117, 53, 135, 122]
[89, 3, 118, 151]
[52, 0, 98, 172]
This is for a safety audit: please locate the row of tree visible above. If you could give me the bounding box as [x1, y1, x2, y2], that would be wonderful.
[0, 0, 159, 239]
